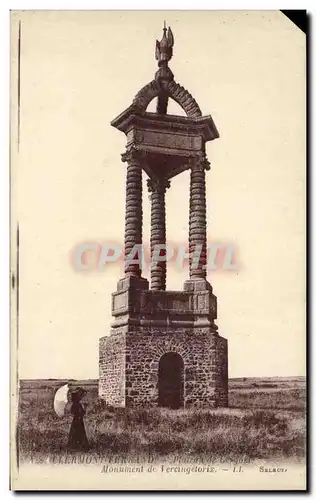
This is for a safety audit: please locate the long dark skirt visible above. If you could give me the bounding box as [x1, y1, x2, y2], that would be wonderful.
[67, 416, 89, 451]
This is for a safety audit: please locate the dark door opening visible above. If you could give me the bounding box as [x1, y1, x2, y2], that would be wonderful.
[158, 352, 184, 409]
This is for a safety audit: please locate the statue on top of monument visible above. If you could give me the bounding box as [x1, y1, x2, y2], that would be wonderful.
[155, 21, 174, 64]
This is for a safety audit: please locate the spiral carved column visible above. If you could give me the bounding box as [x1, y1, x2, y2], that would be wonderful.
[121, 149, 143, 278]
[147, 177, 170, 291]
[189, 156, 210, 280]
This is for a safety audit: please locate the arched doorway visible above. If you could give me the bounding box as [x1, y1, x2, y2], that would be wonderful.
[158, 352, 184, 409]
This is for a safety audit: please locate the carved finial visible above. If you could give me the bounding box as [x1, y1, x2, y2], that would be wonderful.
[154, 24, 174, 83]
[155, 23, 174, 66]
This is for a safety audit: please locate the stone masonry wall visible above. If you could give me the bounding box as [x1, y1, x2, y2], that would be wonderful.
[99, 333, 126, 406]
[99, 326, 228, 408]
[125, 327, 227, 407]
[215, 335, 228, 406]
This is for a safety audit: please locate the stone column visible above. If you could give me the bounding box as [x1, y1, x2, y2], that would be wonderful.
[121, 148, 143, 278]
[188, 155, 210, 280]
[147, 177, 170, 291]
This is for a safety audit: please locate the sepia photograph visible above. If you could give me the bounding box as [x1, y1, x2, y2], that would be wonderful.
[10, 10, 306, 491]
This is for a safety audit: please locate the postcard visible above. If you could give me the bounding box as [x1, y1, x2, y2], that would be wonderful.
[10, 10, 306, 491]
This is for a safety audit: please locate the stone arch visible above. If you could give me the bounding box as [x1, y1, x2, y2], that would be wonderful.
[158, 351, 184, 409]
[166, 81, 202, 118]
[133, 80, 202, 118]
[151, 338, 190, 362]
[133, 80, 160, 112]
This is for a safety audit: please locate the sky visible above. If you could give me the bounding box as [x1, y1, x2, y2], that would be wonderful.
[11, 10, 306, 379]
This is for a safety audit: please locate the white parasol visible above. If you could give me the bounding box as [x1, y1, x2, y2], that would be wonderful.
[54, 383, 69, 417]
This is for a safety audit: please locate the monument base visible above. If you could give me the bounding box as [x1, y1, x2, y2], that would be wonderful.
[99, 278, 228, 408]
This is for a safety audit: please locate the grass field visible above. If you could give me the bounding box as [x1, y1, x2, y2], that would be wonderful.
[17, 377, 306, 464]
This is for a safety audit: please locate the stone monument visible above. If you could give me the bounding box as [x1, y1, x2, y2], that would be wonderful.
[99, 24, 228, 408]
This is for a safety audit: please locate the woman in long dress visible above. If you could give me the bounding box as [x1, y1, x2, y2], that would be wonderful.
[67, 388, 89, 451]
